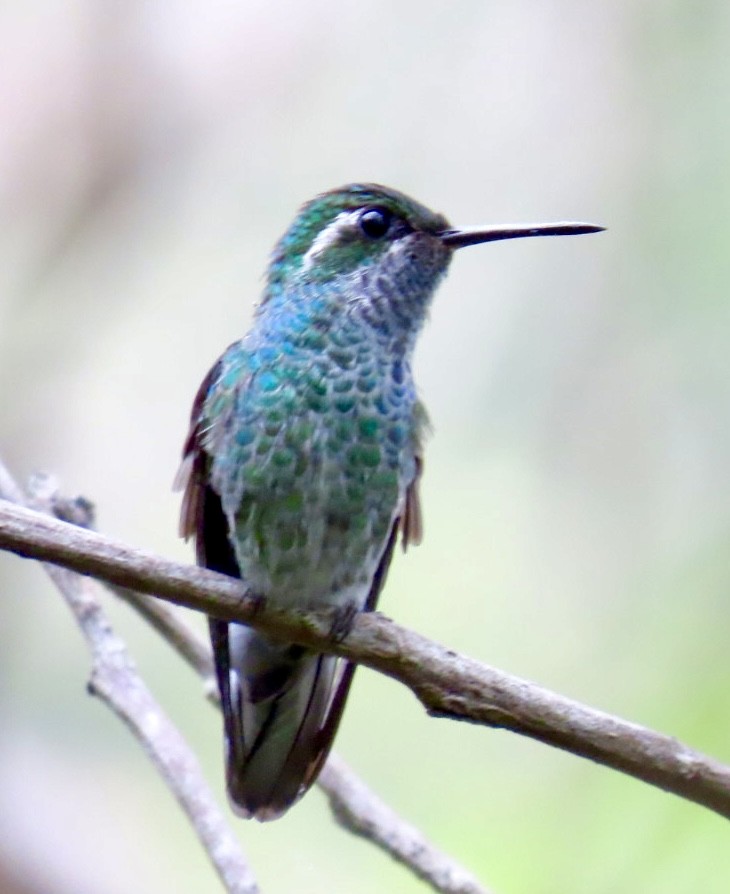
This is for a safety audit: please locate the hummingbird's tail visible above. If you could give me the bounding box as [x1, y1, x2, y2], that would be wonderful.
[210, 619, 354, 821]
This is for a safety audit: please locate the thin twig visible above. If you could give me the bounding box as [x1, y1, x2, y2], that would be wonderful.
[0, 470, 258, 894]
[319, 753, 488, 894]
[59, 570, 258, 894]
[2, 497, 730, 822]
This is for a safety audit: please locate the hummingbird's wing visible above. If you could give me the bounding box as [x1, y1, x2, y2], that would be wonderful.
[177, 360, 225, 551]
[177, 359, 255, 805]
[400, 398, 429, 550]
[401, 453, 423, 549]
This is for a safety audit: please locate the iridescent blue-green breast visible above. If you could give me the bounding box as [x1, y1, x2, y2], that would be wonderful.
[200, 305, 423, 608]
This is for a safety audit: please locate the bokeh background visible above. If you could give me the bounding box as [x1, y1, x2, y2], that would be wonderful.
[2, 3, 730, 892]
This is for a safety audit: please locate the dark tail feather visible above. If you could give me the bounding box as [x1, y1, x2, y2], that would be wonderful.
[218, 624, 355, 820]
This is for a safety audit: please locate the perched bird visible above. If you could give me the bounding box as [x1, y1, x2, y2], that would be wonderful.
[178, 183, 602, 820]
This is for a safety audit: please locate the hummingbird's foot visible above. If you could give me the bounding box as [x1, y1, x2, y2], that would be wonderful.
[329, 601, 359, 643]
[247, 591, 267, 618]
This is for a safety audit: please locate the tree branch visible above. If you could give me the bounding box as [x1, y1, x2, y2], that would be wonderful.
[2, 496, 730, 822]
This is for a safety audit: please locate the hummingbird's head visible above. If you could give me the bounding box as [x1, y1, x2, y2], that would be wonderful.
[266, 183, 454, 295]
[262, 183, 603, 343]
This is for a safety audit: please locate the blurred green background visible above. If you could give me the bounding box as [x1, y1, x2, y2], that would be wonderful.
[2, 2, 730, 892]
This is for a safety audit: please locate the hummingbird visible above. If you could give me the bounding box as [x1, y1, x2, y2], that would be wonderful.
[177, 183, 602, 820]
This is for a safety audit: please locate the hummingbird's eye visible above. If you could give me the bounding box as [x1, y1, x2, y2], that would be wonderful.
[358, 207, 392, 239]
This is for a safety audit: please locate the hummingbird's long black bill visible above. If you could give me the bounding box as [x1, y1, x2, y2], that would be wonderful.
[440, 221, 605, 248]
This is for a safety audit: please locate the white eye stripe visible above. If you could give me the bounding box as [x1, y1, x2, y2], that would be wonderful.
[300, 210, 362, 271]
